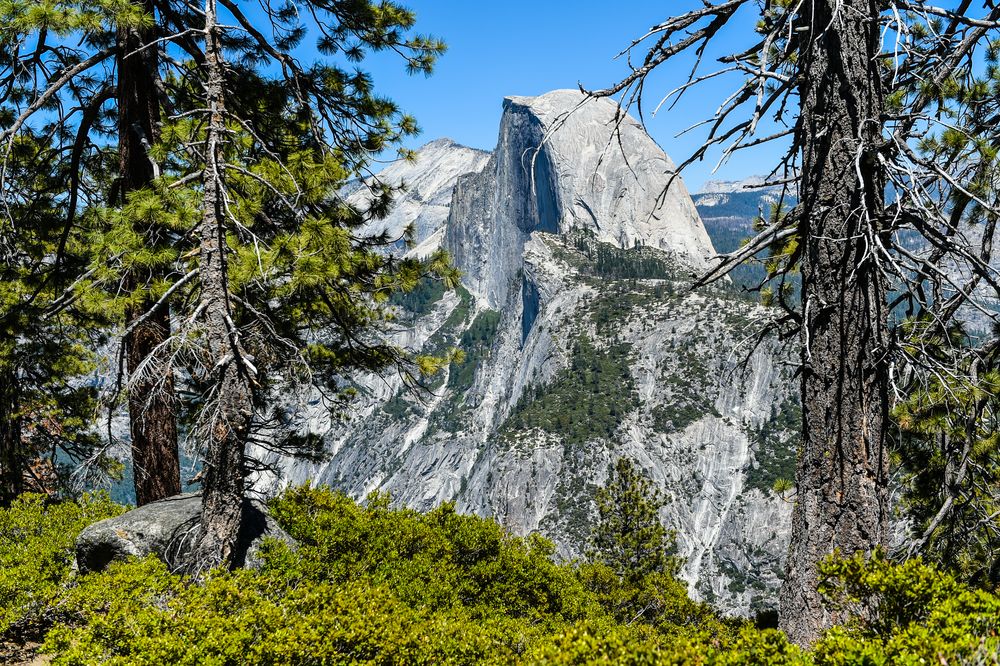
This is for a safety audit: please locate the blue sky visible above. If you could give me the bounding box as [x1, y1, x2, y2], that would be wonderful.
[359, 2, 781, 192]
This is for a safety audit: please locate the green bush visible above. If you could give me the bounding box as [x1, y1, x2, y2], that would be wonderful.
[44, 562, 504, 665]
[268, 486, 593, 623]
[3, 486, 1000, 664]
[22, 485, 724, 664]
[812, 551, 1000, 665]
[0, 492, 124, 639]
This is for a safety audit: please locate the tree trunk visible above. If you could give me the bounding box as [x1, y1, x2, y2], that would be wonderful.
[191, 0, 254, 571]
[0, 362, 23, 506]
[779, 0, 890, 646]
[118, 2, 181, 505]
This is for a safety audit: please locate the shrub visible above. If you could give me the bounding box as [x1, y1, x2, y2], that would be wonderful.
[4, 486, 1000, 664]
[44, 564, 505, 665]
[268, 486, 594, 623]
[0, 492, 124, 640]
[32, 485, 718, 663]
[812, 551, 1000, 665]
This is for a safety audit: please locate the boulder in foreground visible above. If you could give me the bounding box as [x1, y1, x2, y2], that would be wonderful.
[75, 492, 293, 574]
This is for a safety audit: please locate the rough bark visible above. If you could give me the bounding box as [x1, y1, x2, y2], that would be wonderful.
[779, 0, 890, 646]
[190, 0, 254, 571]
[118, 1, 181, 506]
[0, 362, 23, 506]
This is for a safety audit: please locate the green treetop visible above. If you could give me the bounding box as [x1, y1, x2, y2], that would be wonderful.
[589, 457, 679, 582]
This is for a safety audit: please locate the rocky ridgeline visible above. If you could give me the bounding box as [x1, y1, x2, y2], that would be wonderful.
[255, 90, 798, 616]
[342, 138, 491, 256]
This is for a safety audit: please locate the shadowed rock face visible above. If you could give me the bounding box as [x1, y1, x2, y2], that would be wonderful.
[253, 90, 796, 617]
[75, 493, 293, 573]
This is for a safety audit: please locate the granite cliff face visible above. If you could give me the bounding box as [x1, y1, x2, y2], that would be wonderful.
[445, 90, 714, 308]
[257, 90, 797, 616]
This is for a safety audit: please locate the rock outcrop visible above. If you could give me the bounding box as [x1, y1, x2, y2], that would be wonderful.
[255, 90, 796, 616]
[76, 493, 293, 573]
[444, 89, 714, 308]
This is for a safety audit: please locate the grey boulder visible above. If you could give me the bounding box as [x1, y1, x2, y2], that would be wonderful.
[75, 492, 294, 574]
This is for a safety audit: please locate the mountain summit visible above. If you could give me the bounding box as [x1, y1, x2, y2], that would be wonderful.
[342, 138, 490, 254]
[446, 89, 715, 307]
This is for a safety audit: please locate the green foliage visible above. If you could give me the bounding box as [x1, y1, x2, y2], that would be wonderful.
[745, 398, 801, 494]
[113, 71, 464, 404]
[892, 320, 1000, 586]
[447, 309, 502, 393]
[1, 0, 455, 497]
[587, 284, 671, 336]
[3, 489, 1000, 664]
[772, 478, 794, 496]
[0, 129, 114, 498]
[812, 551, 1000, 665]
[651, 400, 718, 434]
[0, 493, 124, 638]
[589, 458, 679, 582]
[650, 343, 721, 435]
[566, 231, 680, 280]
[524, 623, 804, 665]
[268, 487, 591, 622]
[19, 485, 726, 663]
[389, 275, 447, 316]
[504, 335, 639, 445]
[44, 559, 503, 665]
[0, 0, 147, 36]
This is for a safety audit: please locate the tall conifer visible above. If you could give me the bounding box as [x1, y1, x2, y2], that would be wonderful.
[589, 0, 1000, 644]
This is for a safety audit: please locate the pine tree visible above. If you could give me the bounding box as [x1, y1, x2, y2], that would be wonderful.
[123, 0, 453, 570]
[587, 1, 1000, 644]
[893, 319, 1000, 586]
[0, 2, 154, 501]
[0, 0, 184, 505]
[0, 127, 113, 504]
[1, 1, 454, 567]
[117, 0, 181, 506]
[589, 458, 678, 582]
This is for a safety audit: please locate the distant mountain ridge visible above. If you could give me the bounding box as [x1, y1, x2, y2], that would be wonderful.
[694, 178, 794, 292]
[342, 138, 491, 255]
[699, 175, 782, 194]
